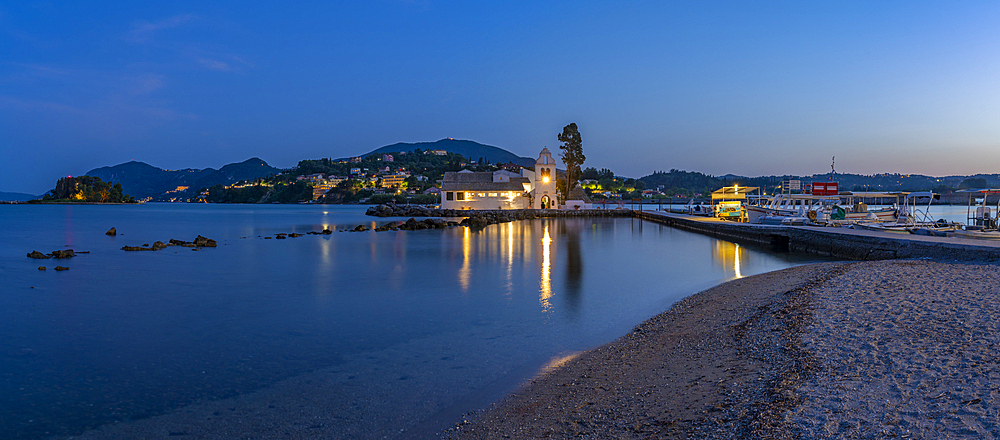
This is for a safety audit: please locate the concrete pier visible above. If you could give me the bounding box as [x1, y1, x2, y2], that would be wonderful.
[636, 210, 1000, 261]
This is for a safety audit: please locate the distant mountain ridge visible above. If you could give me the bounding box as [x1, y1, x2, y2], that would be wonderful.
[86, 157, 281, 199]
[0, 191, 39, 201]
[364, 139, 537, 167]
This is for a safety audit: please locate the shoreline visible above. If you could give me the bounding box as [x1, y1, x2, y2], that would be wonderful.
[445, 259, 1000, 439]
[444, 262, 846, 439]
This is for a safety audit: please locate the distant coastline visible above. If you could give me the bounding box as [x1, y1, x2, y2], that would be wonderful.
[3, 201, 140, 205]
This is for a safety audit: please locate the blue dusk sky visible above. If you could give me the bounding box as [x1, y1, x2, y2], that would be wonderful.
[2, 1, 1000, 194]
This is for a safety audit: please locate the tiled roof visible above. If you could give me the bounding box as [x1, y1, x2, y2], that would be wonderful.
[567, 185, 592, 202]
[441, 172, 530, 191]
[442, 171, 494, 183]
[441, 180, 529, 191]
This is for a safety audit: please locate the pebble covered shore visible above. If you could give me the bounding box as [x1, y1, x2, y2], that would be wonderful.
[447, 260, 1000, 439]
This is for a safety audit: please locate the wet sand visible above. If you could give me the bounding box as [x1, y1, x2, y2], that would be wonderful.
[446, 260, 1000, 439]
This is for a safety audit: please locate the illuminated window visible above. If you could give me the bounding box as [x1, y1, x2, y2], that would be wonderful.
[446, 192, 454, 201]
[478, 193, 485, 198]
[488, 193, 498, 197]
[457, 192, 465, 201]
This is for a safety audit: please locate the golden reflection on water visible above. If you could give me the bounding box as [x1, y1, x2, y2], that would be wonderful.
[458, 227, 471, 292]
[712, 241, 745, 279]
[540, 222, 552, 313]
[734, 243, 742, 278]
[506, 222, 514, 297]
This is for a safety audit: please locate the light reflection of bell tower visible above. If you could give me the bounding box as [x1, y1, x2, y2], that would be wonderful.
[533, 147, 557, 209]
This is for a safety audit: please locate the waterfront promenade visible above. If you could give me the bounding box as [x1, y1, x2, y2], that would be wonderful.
[636, 210, 1000, 261]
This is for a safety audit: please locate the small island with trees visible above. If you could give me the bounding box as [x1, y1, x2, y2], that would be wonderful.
[30, 176, 137, 204]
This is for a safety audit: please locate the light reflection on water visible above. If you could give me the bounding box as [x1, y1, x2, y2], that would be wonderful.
[540, 222, 552, 312]
[0, 204, 834, 440]
[712, 241, 746, 279]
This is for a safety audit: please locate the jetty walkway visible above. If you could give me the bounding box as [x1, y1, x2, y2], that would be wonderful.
[636, 210, 1000, 261]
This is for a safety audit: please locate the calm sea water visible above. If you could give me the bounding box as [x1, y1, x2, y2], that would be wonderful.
[0, 204, 830, 439]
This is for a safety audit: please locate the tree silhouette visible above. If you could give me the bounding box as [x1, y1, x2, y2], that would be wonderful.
[558, 123, 585, 196]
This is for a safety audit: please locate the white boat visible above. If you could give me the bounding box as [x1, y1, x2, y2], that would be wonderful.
[669, 199, 713, 216]
[746, 193, 843, 224]
[949, 189, 1000, 239]
[841, 192, 905, 222]
[851, 192, 953, 233]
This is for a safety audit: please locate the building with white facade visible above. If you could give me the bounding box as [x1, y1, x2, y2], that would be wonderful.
[440, 147, 565, 210]
[440, 170, 531, 210]
[529, 147, 558, 209]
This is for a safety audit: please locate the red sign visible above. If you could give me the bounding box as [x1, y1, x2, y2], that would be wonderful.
[811, 182, 839, 196]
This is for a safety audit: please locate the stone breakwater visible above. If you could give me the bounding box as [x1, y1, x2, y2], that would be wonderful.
[366, 204, 633, 219]
[364, 204, 633, 231]
[637, 211, 1000, 262]
[121, 235, 217, 251]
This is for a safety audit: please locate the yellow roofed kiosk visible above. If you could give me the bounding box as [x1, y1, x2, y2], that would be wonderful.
[711, 185, 759, 222]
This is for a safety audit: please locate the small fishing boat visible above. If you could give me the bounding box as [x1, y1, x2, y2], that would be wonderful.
[669, 199, 713, 216]
[746, 193, 842, 224]
[841, 191, 902, 221]
[949, 189, 1000, 239]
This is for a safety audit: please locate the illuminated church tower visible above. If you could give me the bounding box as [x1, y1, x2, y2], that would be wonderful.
[533, 147, 558, 209]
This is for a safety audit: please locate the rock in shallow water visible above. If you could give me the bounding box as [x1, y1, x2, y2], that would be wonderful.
[193, 235, 217, 247]
[50, 249, 75, 259]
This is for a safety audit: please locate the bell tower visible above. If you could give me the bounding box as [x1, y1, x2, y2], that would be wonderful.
[533, 147, 557, 209]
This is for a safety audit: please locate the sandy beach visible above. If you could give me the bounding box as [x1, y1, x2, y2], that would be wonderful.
[446, 260, 1000, 439]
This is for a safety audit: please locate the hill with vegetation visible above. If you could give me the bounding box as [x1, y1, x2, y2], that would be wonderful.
[364, 139, 536, 167]
[204, 150, 482, 204]
[35, 176, 135, 203]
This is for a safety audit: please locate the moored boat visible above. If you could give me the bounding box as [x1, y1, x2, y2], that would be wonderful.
[746, 193, 843, 224]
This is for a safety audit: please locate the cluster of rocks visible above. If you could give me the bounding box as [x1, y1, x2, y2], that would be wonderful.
[28, 248, 86, 272]
[365, 203, 634, 219]
[366, 204, 441, 217]
[121, 235, 217, 251]
[261, 229, 332, 239]
[27, 249, 81, 259]
[358, 204, 638, 232]
[346, 218, 462, 232]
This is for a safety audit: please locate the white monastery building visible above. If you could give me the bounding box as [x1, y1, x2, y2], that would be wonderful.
[440, 148, 566, 210]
